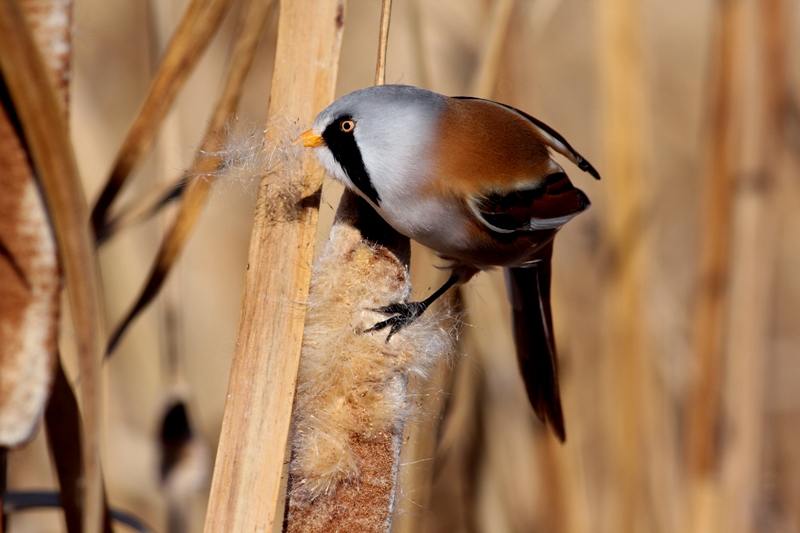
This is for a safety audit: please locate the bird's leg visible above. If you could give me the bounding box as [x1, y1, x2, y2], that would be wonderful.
[364, 272, 462, 342]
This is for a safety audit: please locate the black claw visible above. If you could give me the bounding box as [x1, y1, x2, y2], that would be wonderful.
[362, 272, 461, 342]
[363, 301, 427, 342]
[369, 302, 417, 316]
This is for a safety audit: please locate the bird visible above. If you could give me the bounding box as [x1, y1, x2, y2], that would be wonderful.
[299, 84, 599, 441]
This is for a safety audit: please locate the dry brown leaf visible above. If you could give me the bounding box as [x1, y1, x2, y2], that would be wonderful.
[0, 1, 105, 530]
[90, 0, 234, 234]
[105, 0, 277, 355]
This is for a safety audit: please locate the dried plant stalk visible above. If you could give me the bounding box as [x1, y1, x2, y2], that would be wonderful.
[0, 1, 105, 531]
[97, 176, 186, 245]
[202, 1, 346, 530]
[105, 0, 276, 354]
[598, 0, 651, 531]
[686, 7, 743, 531]
[374, 0, 392, 86]
[91, 0, 233, 232]
[718, 186, 777, 533]
[704, 1, 784, 531]
[686, 0, 742, 485]
[20, 0, 72, 106]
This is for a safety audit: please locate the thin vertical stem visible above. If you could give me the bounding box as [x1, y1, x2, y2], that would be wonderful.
[374, 0, 392, 85]
[717, 1, 784, 531]
[687, 0, 742, 480]
[598, 0, 649, 530]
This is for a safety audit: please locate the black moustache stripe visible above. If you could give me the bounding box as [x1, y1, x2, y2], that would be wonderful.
[322, 116, 381, 206]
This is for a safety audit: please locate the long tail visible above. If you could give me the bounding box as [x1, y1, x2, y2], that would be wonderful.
[505, 242, 566, 441]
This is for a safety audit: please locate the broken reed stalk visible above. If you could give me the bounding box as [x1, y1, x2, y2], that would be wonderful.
[105, 0, 276, 354]
[91, 0, 233, 233]
[598, 0, 650, 531]
[202, 1, 346, 531]
[0, 1, 105, 532]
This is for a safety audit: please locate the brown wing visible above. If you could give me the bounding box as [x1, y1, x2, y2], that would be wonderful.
[452, 96, 601, 180]
[472, 171, 590, 233]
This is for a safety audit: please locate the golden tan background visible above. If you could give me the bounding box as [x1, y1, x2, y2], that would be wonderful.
[7, 0, 800, 531]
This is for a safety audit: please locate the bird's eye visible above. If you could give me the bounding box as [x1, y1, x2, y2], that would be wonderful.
[340, 119, 355, 133]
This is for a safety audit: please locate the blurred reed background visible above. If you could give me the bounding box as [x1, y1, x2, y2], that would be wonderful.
[6, 0, 800, 531]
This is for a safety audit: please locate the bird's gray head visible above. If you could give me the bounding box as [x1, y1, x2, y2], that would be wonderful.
[302, 85, 446, 207]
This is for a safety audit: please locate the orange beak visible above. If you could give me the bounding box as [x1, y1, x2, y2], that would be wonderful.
[298, 129, 325, 147]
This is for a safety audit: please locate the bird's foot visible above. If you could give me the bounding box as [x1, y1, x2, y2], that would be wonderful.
[363, 301, 428, 343]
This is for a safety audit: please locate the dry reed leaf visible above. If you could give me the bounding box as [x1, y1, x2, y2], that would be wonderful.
[105, 0, 276, 355]
[96, 176, 187, 245]
[203, 1, 346, 530]
[90, 0, 234, 234]
[3, 491, 152, 532]
[0, 1, 105, 531]
[44, 358, 115, 533]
